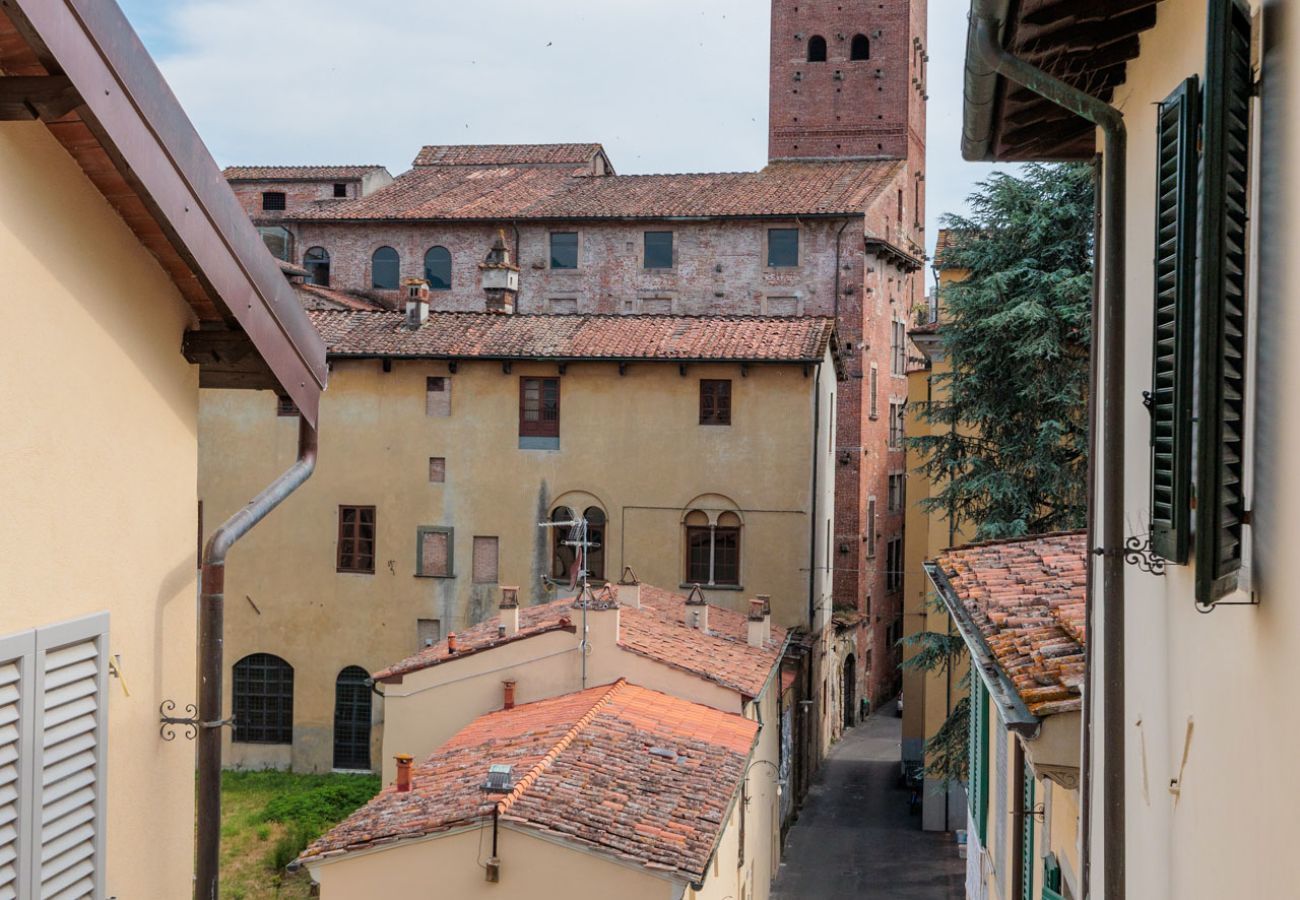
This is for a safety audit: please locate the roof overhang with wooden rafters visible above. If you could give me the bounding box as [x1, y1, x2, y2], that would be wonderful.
[962, 0, 1162, 162]
[0, 0, 326, 423]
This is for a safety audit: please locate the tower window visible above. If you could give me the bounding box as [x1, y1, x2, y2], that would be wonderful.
[807, 35, 827, 62]
[332, 182, 347, 198]
[261, 191, 286, 211]
[851, 34, 870, 60]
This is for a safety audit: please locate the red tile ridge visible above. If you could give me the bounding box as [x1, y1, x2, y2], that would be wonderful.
[495, 679, 628, 817]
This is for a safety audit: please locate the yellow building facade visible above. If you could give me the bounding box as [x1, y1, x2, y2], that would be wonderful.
[200, 308, 840, 773]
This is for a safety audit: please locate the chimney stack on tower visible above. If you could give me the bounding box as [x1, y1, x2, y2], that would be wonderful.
[748, 595, 772, 648]
[404, 279, 430, 328]
[479, 230, 520, 313]
[499, 586, 520, 636]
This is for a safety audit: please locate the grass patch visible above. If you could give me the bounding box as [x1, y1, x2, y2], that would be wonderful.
[218, 770, 379, 899]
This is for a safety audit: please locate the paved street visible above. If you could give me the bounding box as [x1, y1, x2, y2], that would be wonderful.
[772, 708, 965, 899]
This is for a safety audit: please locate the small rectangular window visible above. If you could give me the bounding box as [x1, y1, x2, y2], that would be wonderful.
[866, 499, 877, 558]
[417, 527, 452, 577]
[886, 537, 903, 592]
[333, 182, 347, 198]
[426, 376, 451, 417]
[869, 365, 879, 419]
[699, 379, 732, 425]
[429, 457, 446, 483]
[519, 377, 560, 438]
[276, 394, 298, 417]
[337, 506, 376, 573]
[767, 228, 799, 267]
[472, 537, 499, 584]
[550, 232, 579, 269]
[417, 618, 441, 649]
[644, 231, 673, 269]
[549, 297, 578, 314]
[261, 191, 286, 211]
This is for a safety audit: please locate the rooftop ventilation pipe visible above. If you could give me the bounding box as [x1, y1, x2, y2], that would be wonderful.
[196, 416, 318, 900]
[969, 9, 1126, 897]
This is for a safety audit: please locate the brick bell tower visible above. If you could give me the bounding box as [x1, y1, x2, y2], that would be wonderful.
[768, 0, 923, 161]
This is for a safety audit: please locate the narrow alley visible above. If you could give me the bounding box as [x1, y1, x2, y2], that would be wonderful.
[773, 709, 965, 900]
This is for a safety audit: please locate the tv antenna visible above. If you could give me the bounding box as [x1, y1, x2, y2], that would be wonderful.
[538, 512, 602, 687]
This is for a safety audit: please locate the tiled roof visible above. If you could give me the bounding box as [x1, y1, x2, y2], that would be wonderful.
[294, 283, 388, 312]
[375, 585, 787, 698]
[307, 310, 835, 364]
[933, 228, 976, 269]
[285, 159, 901, 222]
[299, 680, 756, 881]
[222, 165, 387, 181]
[413, 143, 606, 167]
[932, 532, 1087, 716]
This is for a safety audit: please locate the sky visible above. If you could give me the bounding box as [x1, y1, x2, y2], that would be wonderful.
[117, 0, 1017, 262]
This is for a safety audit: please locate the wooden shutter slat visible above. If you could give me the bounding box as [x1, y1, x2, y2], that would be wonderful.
[1196, 0, 1253, 605]
[1149, 76, 1198, 564]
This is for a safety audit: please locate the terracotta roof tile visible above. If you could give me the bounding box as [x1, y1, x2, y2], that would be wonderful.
[286, 159, 901, 222]
[375, 584, 787, 698]
[299, 680, 757, 881]
[308, 309, 835, 363]
[932, 532, 1087, 716]
[293, 283, 388, 312]
[413, 143, 606, 168]
[222, 165, 387, 181]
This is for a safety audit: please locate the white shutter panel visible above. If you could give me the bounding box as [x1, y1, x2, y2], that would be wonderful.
[31, 615, 107, 900]
[0, 631, 35, 900]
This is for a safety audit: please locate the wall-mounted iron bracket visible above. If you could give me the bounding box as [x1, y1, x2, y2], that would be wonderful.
[160, 700, 234, 741]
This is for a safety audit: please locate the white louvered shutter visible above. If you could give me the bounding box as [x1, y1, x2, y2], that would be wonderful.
[32, 615, 108, 900]
[0, 632, 35, 900]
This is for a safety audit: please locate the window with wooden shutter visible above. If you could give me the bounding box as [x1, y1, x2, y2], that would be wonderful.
[1149, 77, 1200, 565]
[1014, 740, 1035, 900]
[968, 675, 989, 842]
[699, 380, 732, 425]
[337, 506, 376, 573]
[0, 614, 109, 898]
[1196, 0, 1253, 606]
[417, 528, 453, 577]
[472, 537, 499, 584]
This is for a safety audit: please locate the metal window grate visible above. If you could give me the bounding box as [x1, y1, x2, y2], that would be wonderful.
[233, 653, 293, 744]
[333, 666, 371, 770]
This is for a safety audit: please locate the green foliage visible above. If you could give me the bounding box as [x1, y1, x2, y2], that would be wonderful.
[899, 628, 967, 676]
[252, 772, 380, 867]
[913, 162, 1094, 540]
[924, 688, 971, 784]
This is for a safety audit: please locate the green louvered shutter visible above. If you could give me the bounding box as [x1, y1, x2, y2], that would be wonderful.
[1042, 853, 1064, 900]
[967, 676, 989, 842]
[1020, 764, 1036, 900]
[1150, 77, 1199, 564]
[1196, 0, 1253, 606]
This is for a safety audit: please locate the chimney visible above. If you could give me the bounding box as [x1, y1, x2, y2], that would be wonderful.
[479, 229, 520, 314]
[446, 632, 458, 655]
[685, 584, 708, 633]
[748, 596, 772, 648]
[573, 584, 621, 649]
[499, 586, 520, 636]
[394, 753, 414, 792]
[502, 680, 516, 710]
[616, 566, 641, 609]
[404, 278, 430, 328]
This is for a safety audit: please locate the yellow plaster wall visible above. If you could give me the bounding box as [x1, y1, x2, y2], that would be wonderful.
[201, 353, 833, 772]
[0, 122, 199, 899]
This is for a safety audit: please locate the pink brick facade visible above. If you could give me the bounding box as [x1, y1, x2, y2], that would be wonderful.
[227, 0, 926, 714]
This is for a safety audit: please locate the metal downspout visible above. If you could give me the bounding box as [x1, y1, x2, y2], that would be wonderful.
[970, 13, 1126, 899]
[196, 416, 319, 900]
[809, 362, 823, 630]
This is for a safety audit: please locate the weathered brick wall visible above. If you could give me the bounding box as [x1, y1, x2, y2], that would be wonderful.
[228, 179, 360, 222]
[768, 0, 913, 161]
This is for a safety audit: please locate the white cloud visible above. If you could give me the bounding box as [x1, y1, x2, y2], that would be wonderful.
[121, 0, 1019, 260]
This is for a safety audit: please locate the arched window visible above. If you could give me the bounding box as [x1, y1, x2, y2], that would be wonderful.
[371, 246, 400, 290]
[232, 653, 293, 744]
[584, 507, 606, 581]
[304, 247, 330, 286]
[424, 246, 452, 291]
[807, 35, 828, 62]
[333, 666, 372, 770]
[851, 34, 870, 60]
[551, 506, 576, 581]
[684, 510, 742, 586]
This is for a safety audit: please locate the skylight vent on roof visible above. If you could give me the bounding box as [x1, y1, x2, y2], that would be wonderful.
[648, 746, 679, 762]
[481, 764, 515, 793]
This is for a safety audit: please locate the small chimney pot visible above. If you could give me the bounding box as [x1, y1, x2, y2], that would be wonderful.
[447, 632, 458, 654]
[500, 586, 521, 636]
[503, 680, 516, 710]
[395, 753, 414, 792]
[616, 566, 641, 608]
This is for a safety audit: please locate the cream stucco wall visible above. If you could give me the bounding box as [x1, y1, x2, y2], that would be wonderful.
[201, 351, 836, 772]
[0, 122, 200, 899]
[1088, 1, 1299, 896]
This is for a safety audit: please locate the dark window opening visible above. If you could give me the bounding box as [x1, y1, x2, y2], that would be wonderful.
[851, 34, 870, 60]
[257, 226, 292, 261]
[304, 246, 330, 286]
[551, 506, 576, 581]
[276, 394, 298, 417]
[261, 191, 286, 211]
[520, 377, 560, 438]
[700, 379, 733, 425]
[371, 246, 400, 290]
[685, 511, 741, 586]
[644, 231, 673, 269]
[807, 35, 828, 62]
[550, 232, 579, 269]
[424, 246, 452, 290]
[337, 505, 376, 573]
[585, 507, 606, 581]
[332, 666, 371, 770]
[232, 653, 293, 744]
[332, 182, 348, 198]
[768, 228, 799, 267]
